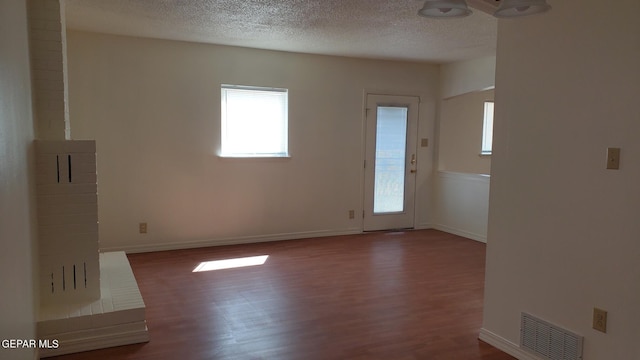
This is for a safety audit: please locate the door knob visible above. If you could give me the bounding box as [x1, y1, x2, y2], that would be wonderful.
[410, 154, 417, 173]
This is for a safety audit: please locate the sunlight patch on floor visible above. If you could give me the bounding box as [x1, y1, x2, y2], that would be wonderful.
[192, 255, 269, 272]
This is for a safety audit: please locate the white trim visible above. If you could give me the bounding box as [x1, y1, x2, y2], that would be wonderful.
[432, 224, 487, 243]
[220, 84, 289, 158]
[362, 93, 420, 231]
[437, 170, 490, 181]
[481, 101, 494, 154]
[441, 86, 496, 101]
[479, 328, 542, 360]
[414, 222, 434, 230]
[434, 171, 490, 243]
[101, 228, 363, 254]
[217, 153, 291, 159]
[221, 84, 287, 93]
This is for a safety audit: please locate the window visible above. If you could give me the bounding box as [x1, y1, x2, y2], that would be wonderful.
[220, 85, 288, 157]
[481, 101, 494, 155]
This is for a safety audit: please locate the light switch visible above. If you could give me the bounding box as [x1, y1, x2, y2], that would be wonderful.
[606, 148, 620, 170]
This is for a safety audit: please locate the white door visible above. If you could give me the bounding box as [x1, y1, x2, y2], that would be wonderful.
[363, 94, 419, 231]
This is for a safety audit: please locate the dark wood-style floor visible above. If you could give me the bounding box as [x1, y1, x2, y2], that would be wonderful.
[50, 230, 514, 360]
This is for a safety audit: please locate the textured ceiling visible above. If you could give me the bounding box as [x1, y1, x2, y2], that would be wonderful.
[65, 0, 498, 64]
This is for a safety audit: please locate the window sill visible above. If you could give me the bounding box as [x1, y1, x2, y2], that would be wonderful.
[218, 154, 292, 160]
[479, 152, 492, 157]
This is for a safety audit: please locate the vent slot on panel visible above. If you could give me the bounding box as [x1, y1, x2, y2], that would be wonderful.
[49, 262, 89, 294]
[68, 154, 72, 182]
[521, 312, 583, 360]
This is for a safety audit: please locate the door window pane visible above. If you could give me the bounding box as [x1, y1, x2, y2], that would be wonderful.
[373, 107, 408, 213]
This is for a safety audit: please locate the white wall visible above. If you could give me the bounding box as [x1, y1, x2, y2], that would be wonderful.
[440, 55, 495, 99]
[67, 31, 439, 252]
[439, 89, 494, 174]
[433, 57, 495, 243]
[481, 1, 640, 359]
[433, 172, 489, 242]
[0, 1, 38, 359]
[27, 0, 70, 140]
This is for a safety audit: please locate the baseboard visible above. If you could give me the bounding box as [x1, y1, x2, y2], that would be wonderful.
[432, 224, 487, 243]
[102, 228, 363, 253]
[479, 328, 541, 360]
[414, 223, 433, 230]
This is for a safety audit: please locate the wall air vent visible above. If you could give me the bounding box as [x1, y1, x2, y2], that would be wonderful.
[521, 313, 583, 360]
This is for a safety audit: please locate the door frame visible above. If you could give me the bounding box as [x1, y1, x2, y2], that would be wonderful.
[361, 92, 420, 232]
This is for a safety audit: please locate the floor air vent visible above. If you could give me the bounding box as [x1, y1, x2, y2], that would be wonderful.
[521, 313, 583, 360]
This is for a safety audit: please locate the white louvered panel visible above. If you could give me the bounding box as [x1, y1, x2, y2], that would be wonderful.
[565, 335, 581, 359]
[522, 315, 537, 350]
[536, 322, 550, 357]
[521, 313, 583, 360]
[36, 140, 101, 306]
[549, 327, 565, 360]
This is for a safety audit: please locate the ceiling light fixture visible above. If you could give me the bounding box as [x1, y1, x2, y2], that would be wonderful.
[418, 0, 472, 18]
[493, 0, 551, 18]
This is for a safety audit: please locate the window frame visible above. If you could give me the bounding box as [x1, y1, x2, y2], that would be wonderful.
[480, 101, 494, 156]
[220, 84, 289, 158]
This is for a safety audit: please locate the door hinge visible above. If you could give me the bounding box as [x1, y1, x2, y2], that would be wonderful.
[362, 210, 365, 219]
[364, 160, 366, 168]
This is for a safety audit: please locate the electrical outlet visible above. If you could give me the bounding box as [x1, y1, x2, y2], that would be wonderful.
[348, 210, 355, 219]
[139, 222, 148, 234]
[606, 148, 620, 169]
[593, 308, 607, 333]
